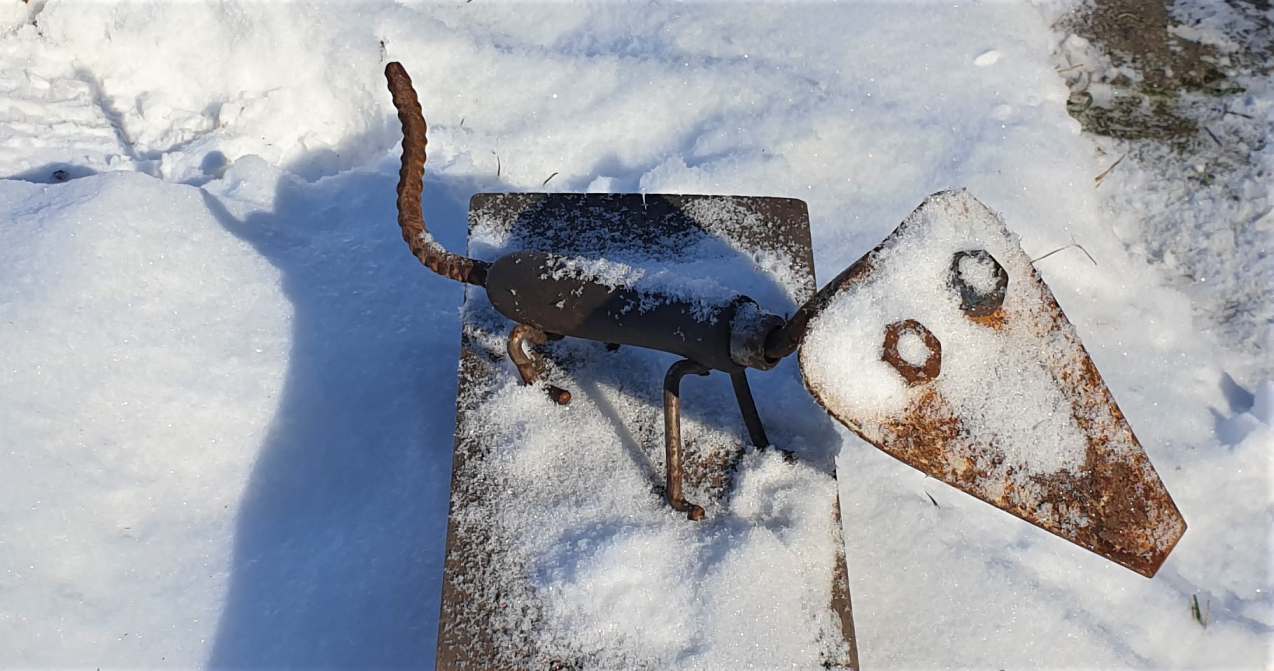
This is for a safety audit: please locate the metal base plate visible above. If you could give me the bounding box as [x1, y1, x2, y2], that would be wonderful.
[436, 193, 858, 670]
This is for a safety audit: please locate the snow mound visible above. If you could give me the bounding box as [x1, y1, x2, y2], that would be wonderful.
[459, 381, 847, 668]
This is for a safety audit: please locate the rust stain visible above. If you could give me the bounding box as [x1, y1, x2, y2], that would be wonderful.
[969, 307, 1008, 330]
[881, 319, 943, 385]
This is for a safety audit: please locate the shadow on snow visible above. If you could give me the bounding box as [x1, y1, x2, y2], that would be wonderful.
[201, 154, 472, 668]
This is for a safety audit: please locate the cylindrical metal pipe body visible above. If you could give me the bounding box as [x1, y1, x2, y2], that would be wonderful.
[486, 251, 751, 372]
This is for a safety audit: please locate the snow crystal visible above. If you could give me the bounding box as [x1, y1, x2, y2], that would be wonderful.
[540, 254, 646, 289]
[895, 330, 932, 367]
[957, 251, 1001, 295]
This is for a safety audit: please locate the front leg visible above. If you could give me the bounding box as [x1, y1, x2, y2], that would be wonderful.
[507, 324, 572, 405]
[729, 370, 770, 448]
[730, 370, 795, 462]
[664, 359, 710, 521]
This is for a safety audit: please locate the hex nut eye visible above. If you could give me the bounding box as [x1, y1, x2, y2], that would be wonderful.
[882, 319, 942, 385]
[950, 249, 1008, 318]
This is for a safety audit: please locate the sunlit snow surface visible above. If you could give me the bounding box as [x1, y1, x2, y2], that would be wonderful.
[0, 1, 1270, 669]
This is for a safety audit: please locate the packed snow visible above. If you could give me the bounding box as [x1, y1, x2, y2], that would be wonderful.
[0, 1, 1269, 669]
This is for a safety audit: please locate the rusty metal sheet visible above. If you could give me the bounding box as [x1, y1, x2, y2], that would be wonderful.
[800, 190, 1186, 577]
[438, 193, 859, 670]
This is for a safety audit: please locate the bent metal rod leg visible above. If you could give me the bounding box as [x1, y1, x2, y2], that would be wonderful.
[729, 370, 770, 448]
[507, 324, 571, 405]
[664, 359, 710, 521]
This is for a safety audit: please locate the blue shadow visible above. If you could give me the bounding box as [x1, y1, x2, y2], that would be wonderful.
[202, 159, 474, 669]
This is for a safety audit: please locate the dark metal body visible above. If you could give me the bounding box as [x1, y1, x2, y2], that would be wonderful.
[486, 250, 753, 373]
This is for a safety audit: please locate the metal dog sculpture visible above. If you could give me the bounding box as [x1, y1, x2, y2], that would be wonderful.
[384, 62, 1184, 577]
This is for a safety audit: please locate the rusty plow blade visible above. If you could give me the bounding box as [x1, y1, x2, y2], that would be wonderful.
[798, 190, 1186, 577]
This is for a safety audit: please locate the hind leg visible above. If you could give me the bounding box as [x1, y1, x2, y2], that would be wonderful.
[507, 324, 572, 405]
[664, 359, 710, 520]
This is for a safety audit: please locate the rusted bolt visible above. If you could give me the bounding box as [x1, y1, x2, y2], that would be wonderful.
[950, 250, 1008, 318]
[882, 319, 942, 385]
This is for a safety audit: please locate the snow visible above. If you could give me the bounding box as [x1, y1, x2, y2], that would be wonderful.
[478, 194, 810, 324]
[456, 376, 847, 668]
[895, 330, 932, 368]
[1053, 4, 1274, 387]
[1, 1, 1270, 669]
[956, 250, 1002, 295]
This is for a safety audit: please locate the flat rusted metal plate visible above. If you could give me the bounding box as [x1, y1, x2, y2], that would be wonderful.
[438, 193, 859, 670]
[800, 190, 1186, 578]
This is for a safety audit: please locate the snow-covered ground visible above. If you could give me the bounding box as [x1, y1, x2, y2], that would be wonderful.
[1054, 0, 1274, 389]
[0, 1, 1269, 668]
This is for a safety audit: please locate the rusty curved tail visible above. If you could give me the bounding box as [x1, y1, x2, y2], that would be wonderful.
[385, 62, 489, 286]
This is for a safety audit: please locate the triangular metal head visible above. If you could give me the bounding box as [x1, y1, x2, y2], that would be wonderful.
[799, 190, 1186, 577]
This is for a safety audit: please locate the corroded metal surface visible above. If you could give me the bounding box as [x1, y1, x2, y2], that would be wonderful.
[507, 323, 572, 405]
[484, 249, 753, 373]
[949, 249, 1008, 317]
[881, 319, 943, 386]
[385, 62, 491, 286]
[663, 359, 711, 521]
[800, 190, 1186, 578]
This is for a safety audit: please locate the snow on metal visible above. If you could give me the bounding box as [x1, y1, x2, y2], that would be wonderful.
[801, 190, 1187, 577]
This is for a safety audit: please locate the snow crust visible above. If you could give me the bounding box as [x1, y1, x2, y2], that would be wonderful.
[0, 1, 1269, 669]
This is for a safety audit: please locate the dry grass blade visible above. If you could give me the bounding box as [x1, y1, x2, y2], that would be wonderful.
[1190, 594, 1209, 628]
[1094, 153, 1127, 188]
[1031, 237, 1098, 267]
